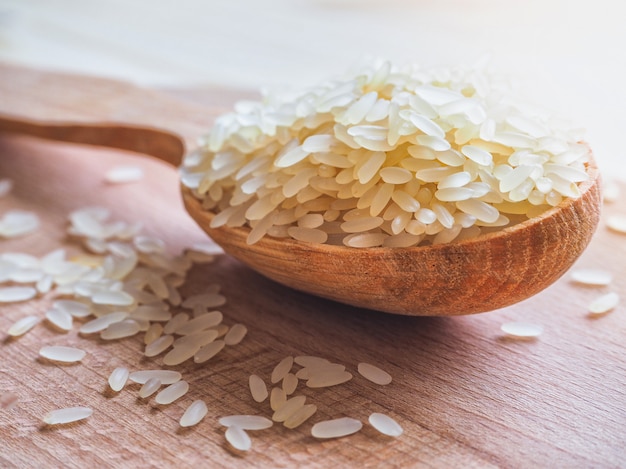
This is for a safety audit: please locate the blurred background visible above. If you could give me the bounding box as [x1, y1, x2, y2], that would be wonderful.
[0, 0, 623, 177]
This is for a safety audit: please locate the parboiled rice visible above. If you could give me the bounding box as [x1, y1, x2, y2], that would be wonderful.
[181, 61, 590, 248]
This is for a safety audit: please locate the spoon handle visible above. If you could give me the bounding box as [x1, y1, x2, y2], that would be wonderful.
[0, 117, 183, 166]
[0, 63, 230, 166]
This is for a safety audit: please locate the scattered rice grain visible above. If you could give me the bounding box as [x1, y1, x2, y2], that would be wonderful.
[500, 322, 543, 339]
[249, 374, 268, 403]
[368, 412, 403, 437]
[219, 415, 273, 430]
[224, 323, 247, 345]
[180, 399, 208, 427]
[588, 292, 619, 315]
[225, 426, 252, 451]
[283, 404, 317, 429]
[357, 362, 392, 385]
[570, 269, 613, 286]
[129, 370, 181, 385]
[104, 166, 144, 184]
[39, 346, 86, 363]
[108, 367, 130, 392]
[193, 339, 225, 363]
[311, 417, 363, 439]
[43, 407, 93, 425]
[138, 378, 162, 398]
[7, 315, 39, 336]
[271, 356, 294, 384]
[155, 380, 189, 405]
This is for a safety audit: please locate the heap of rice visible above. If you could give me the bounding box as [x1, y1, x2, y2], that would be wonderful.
[180, 61, 590, 248]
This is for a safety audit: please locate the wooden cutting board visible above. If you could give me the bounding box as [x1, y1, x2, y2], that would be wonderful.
[0, 64, 624, 468]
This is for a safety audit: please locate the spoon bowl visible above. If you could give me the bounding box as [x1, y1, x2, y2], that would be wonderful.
[183, 157, 601, 316]
[0, 64, 602, 316]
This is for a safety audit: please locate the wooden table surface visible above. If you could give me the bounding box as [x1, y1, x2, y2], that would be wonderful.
[0, 65, 624, 468]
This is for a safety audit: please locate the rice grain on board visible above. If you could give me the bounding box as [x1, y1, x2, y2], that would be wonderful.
[39, 346, 86, 363]
[43, 407, 93, 425]
[180, 400, 208, 427]
[7, 315, 40, 336]
[368, 413, 403, 437]
[311, 417, 363, 439]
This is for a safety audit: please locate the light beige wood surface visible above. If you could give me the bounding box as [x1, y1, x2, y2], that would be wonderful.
[0, 66, 624, 468]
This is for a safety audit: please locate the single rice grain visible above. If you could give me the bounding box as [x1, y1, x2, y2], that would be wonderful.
[155, 380, 189, 405]
[39, 346, 86, 363]
[311, 417, 363, 439]
[225, 426, 252, 451]
[500, 322, 543, 339]
[368, 412, 403, 437]
[219, 415, 273, 430]
[249, 374, 268, 403]
[357, 362, 392, 385]
[43, 407, 93, 425]
[129, 370, 181, 385]
[284, 404, 317, 429]
[588, 292, 619, 315]
[7, 315, 39, 336]
[180, 400, 208, 427]
[108, 367, 130, 392]
[138, 378, 162, 398]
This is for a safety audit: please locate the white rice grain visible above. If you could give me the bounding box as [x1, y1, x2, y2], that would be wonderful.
[45, 308, 73, 332]
[588, 292, 619, 315]
[104, 166, 144, 184]
[155, 380, 189, 405]
[180, 400, 208, 427]
[163, 345, 198, 366]
[357, 363, 392, 385]
[606, 215, 626, 233]
[7, 315, 39, 336]
[100, 319, 141, 340]
[224, 323, 247, 345]
[138, 378, 162, 398]
[283, 404, 317, 429]
[271, 356, 294, 384]
[249, 374, 268, 403]
[368, 413, 403, 437]
[270, 387, 287, 411]
[225, 426, 252, 451]
[80, 312, 128, 334]
[570, 269, 613, 286]
[53, 300, 91, 318]
[108, 367, 130, 392]
[306, 370, 353, 388]
[311, 417, 363, 439]
[0, 286, 37, 303]
[163, 313, 190, 335]
[0, 210, 40, 238]
[92, 290, 134, 306]
[43, 407, 93, 425]
[272, 395, 306, 422]
[193, 340, 225, 363]
[219, 415, 273, 430]
[500, 322, 544, 339]
[144, 334, 174, 357]
[175, 311, 222, 335]
[282, 373, 298, 395]
[129, 370, 181, 385]
[39, 346, 86, 363]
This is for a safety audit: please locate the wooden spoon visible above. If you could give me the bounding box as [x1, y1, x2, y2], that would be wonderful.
[0, 65, 602, 316]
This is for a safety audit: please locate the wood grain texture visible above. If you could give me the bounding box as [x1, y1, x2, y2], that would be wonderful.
[0, 66, 625, 468]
